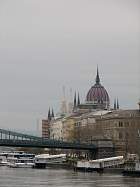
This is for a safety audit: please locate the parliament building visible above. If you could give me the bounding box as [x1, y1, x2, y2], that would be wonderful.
[42, 68, 140, 158]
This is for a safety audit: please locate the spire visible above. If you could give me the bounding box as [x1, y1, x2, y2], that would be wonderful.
[52, 108, 54, 118]
[95, 66, 100, 85]
[114, 99, 116, 110]
[77, 92, 80, 106]
[117, 98, 119, 109]
[48, 108, 51, 121]
[74, 92, 77, 108]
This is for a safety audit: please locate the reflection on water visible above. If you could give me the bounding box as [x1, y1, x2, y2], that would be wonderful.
[0, 167, 140, 187]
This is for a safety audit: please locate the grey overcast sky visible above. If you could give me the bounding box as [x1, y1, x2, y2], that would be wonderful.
[0, 0, 140, 133]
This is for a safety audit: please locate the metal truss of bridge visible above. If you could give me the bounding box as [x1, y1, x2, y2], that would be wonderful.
[0, 128, 97, 150]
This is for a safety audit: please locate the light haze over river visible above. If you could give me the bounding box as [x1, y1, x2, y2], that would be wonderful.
[0, 167, 140, 187]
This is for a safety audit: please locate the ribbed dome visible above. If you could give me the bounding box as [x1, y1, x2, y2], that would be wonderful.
[86, 84, 109, 103]
[86, 68, 110, 108]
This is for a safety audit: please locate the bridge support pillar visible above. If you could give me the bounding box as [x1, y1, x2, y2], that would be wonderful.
[88, 147, 115, 160]
[88, 139, 115, 159]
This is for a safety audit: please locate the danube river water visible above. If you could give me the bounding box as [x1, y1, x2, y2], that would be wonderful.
[0, 167, 140, 187]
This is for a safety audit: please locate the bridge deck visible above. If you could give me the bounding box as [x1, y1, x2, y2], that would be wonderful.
[0, 128, 97, 150]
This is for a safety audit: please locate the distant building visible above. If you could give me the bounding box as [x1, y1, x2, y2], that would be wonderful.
[42, 108, 55, 139]
[49, 116, 76, 142]
[74, 109, 140, 156]
[42, 119, 50, 139]
[49, 118, 63, 140]
[41, 67, 140, 158]
[62, 116, 76, 142]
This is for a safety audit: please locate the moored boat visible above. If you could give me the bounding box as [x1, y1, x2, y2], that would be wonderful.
[7, 157, 35, 168]
[122, 154, 140, 176]
[75, 156, 124, 172]
[34, 153, 66, 168]
[0, 151, 35, 168]
[0, 152, 11, 166]
[0, 156, 8, 166]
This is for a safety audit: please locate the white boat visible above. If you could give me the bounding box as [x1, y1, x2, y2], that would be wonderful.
[0, 151, 35, 168]
[0, 156, 8, 166]
[76, 156, 124, 172]
[122, 154, 140, 176]
[34, 154, 66, 168]
[7, 158, 35, 168]
[0, 152, 11, 166]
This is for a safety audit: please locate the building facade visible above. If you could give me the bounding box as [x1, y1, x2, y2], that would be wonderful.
[49, 118, 63, 140]
[74, 109, 140, 156]
[62, 116, 79, 142]
[42, 119, 50, 139]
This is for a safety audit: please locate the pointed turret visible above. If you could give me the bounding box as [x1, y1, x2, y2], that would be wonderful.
[117, 98, 119, 109]
[95, 66, 100, 85]
[74, 92, 77, 108]
[114, 99, 116, 110]
[77, 92, 80, 106]
[51, 108, 54, 118]
[48, 108, 51, 121]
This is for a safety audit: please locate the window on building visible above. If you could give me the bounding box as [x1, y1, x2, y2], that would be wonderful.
[125, 122, 129, 126]
[119, 132, 123, 139]
[125, 132, 129, 139]
[119, 121, 123, 127]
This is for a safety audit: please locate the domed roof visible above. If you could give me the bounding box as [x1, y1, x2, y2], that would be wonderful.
[86, 68, 110, 107]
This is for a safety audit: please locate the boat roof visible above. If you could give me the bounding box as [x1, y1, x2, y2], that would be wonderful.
[79, 156, 124, 163]
[35, 154, 66, 159]
[0, 151, 35, 156]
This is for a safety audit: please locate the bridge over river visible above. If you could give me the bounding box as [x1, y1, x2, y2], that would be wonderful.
[0, 128, 114, 158]
[0, 128, 97, 150]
